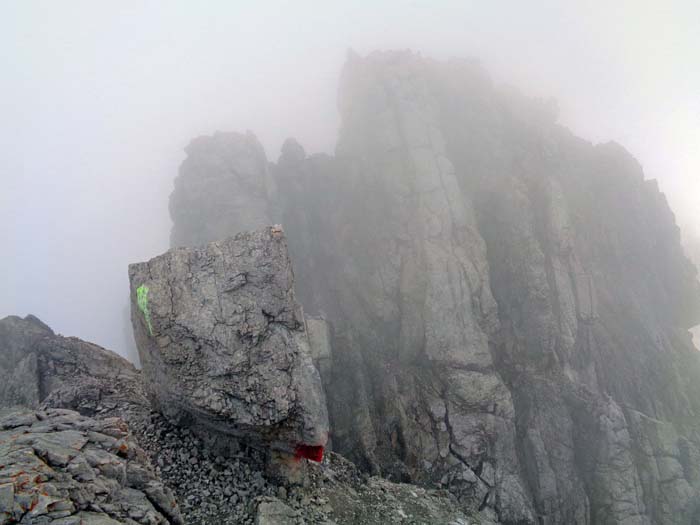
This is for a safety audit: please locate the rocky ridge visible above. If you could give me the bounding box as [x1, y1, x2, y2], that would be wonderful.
[2, 49, 699, 524]
[169, 50, 700, 523]
[0, 315, 146, 419]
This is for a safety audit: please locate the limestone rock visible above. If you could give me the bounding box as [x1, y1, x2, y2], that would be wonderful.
[0, 315, 486, 524]
[167, 50, 700, 523]
[255, 497, 297, 525]
[0, 408, 182, 524]
[0, 315, 50, 409]
[128, 227, 329, 456]
[170, 131, 274, 248]
[304, 317, 332, 386]
[0, 315, 146, 418]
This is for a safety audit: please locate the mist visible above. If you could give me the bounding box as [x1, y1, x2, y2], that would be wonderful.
[2, 1, 698, 359]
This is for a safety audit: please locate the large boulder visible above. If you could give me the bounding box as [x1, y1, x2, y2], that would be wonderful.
[128, 227, 328, 458]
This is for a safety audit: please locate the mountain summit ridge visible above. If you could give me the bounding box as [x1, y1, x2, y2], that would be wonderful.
[170, 50, 700, 523]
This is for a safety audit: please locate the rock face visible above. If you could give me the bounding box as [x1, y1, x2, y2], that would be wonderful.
[0, 408, 182, 524]
[170, 131, 274, 249]
[683, 234, 700, 349]
[169, 51, 700, 523]
[128, 227, 329, 458]
[430, 59, 700, 525]
[0, 315, 45, 409]
[0, 315, 146, 418]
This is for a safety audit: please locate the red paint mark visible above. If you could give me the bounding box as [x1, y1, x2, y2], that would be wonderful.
[294, 444, 324, 462]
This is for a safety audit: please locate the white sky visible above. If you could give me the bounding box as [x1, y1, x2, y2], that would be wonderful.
[1, 1, 698, 357]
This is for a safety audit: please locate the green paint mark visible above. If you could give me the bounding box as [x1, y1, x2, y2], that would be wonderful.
[137, 285, 153, 336]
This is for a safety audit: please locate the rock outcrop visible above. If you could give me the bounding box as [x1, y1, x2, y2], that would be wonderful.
[683, 234, 700, 349]
[169, 50, 700, 523]
[431, 57, 700, 525]
[128, 227, 329, 459]
[0, 408, 182, 524]
[169, 132, 275, 249]
[0, 315, 146, 419]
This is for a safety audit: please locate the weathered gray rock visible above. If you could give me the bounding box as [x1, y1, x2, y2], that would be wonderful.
[436, 55, 700, 523]
[168, 56, 533, 522]
[167, 50, 700, 523]
[128, 227, 329, 457]
[310, 453, 482, 525]
[170, 131, 274, 248]
[255, 497, 297, 525]
[304, 317, 332, 388]
[325, 52, 532, 522]
[0, 315, 50, 409]
[0, 315, 147, 418]
[683, 234, 700, 350]
[0, 408, 182, 524]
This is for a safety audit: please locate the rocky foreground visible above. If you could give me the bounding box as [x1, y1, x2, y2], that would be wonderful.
[0, 408, 181, 524]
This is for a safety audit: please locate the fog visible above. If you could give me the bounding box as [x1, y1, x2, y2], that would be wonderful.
[2, 1, 698, 359]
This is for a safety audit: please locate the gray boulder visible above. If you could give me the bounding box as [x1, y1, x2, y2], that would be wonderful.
[128, 227, 329, 457]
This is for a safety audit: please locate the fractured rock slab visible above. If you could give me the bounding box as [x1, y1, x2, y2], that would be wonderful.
[0, 408, 182, 524]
